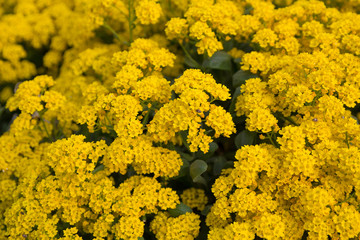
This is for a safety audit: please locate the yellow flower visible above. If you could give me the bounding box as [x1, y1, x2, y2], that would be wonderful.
[180, 188, 208, 211]
[46, 135, 106, 178]
[147, 48, 176, 71]
[104, 136, 182, 177]
[133, 74, 171, 103]
[6, 75, 55, 114]
[150, 212, 201, 240]
[205, 105, 236, 138]
[172, 69, 230, 101]
[254, 212, 286, 240]
[135, 0, 163, 25]
[208, 222, 255, 240]
[246, 108, 278, 133]
[113, 216, 144, 240]
[252, 28, 278, 48]
[165, 18, 189, 40]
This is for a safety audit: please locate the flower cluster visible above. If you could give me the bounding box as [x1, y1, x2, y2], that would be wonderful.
[208, 0, 360, 239]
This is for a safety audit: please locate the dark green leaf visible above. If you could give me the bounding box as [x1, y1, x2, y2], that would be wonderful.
[223, 39, 234, 51]
[179, 151, 194, 161]
[213, 156, 227, 175]
[203, 51, 232, 71]
[172, 158, 190, 179]
[196, 142, 218, 159]
[190, 160, 208, 183]
[233, 57, 242, 64]
[184, 55, 200, 68]
[232, 70, 258, 88]
[208, 142, 219, 153]
[192, 176, 207, 186]
[200, 205, 211, 216]
[235, 130, 257, 149]
[228, 87, 241, 113]
[168, 202, 192, 217]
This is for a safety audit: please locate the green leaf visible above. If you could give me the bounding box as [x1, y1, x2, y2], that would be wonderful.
[228, 87, 241, 113]
[233, 57, 242, 64]
[92, 164, 104, 174]
[232, 70, 258, 88]
[351, 115, 360, 124]
[190, 160, 208, 183]
[179, 151, 194, 161]
[172, 158, 190, 179]
[208, 142, 219, 153]
[168, 202, 192, 217]
[184, 55, 201, 68]
[179, 131, 192, 153]
[196, 142, 218, 159]
[201, 205, 211, 216]
[192, 176, 207, 186]
[235, 130, 257, 149]
[203, 51, 232, 71]
[213, 156, 227, 175]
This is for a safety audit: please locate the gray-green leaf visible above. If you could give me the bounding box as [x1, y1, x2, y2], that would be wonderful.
[190, 160, 208, 183]
[232, 70, 258, 88]
[203, 51, 232, 71]
[168, 202, 192, 217]
[235, 130, 257, 149]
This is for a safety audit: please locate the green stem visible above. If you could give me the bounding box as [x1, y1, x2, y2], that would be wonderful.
[102, 22, 128, 45]
[112, 5, 127, 17]
[180, 132, 193, 154]
[284, 116, 299, 126]
[337, 191, 355, 206]
[266, 132, 280, 148]
[278, 114, 299, 126]
[56, 122, 65, 139]
[41, 118, 52, 141]
[345, 132, 350, 148]
[179, 43, 203, 70]
[104, 114, 113, 127]
[142, 110, 151, 127]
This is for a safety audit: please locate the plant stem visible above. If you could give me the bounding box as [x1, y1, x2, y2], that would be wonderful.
[345, 132, 350, 148]
[180, 132, 192, 154]
[266, 132, 280, 148]
[278, 114, 299, 126]
[41, 118, 52, 141]
[102, 22, 128, 45]
[142, 110, 151, 127]
[179, 43, 203, 70]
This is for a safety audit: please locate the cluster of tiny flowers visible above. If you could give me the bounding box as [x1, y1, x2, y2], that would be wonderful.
[209, 0, 360, 239]
[1, 0, 360, 239]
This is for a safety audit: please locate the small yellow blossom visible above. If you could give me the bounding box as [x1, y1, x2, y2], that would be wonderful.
[165, 18, 189, 40]
[135, 0, 163, 25]
[180, 188, 208, 211]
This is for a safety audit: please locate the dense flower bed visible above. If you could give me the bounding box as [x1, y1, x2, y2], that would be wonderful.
[1, 0, 360, 239]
